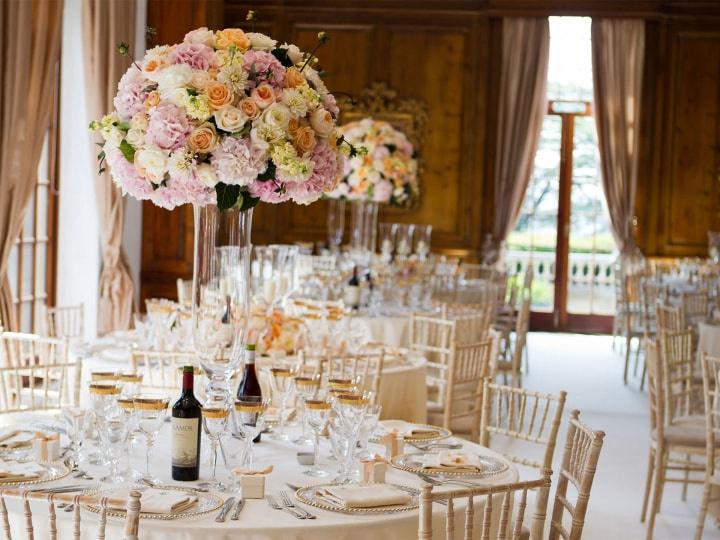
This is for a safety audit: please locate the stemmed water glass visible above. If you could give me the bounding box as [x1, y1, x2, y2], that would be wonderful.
[132, 394, 170, 484]
[333, 394, 369, 483]
[414, 224, 432, 261]
[201, 399, 231, 491]
[378, 223, 398, 263]
[88, 381, 121, 465]
[116, 397, 141, 482]
[98, 408, 129, 484]
[356, 403, 382, 460]
[294, 376, 320, 445]
[233, 398, 270, 468]
[304, 399, 332, 477]
[59, 408, 88, 469]
[118, 373, 143, 398]
[267, 367, 297, 440]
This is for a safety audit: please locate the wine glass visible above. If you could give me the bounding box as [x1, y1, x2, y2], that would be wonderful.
[201, 399, 231, 491]
[88, 382, 121, 465]
[304, 399, 332, 477]
[59, 408, 88, 469]
[90, 371, 118, 383]
[132, 394, 170, 484]
[118, 373, 143, 398]
[267, 367, 297, 440]
[378, 223, 398, 263]
[395, 224, 415, 259]
[333, 394, 369, 483]
[117, 397, 141, 482]
[233, 398, 270, 468]
[293, 376, 320, 445]
[98, 409, 129, 484]
[414, 224, 432, 261]
[356, 403, 382, 460]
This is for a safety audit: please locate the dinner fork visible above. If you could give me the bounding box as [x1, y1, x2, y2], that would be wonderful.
[266, 495, 306, 519]
[417, 472, 482, 487]
[279, 490, 316, 519]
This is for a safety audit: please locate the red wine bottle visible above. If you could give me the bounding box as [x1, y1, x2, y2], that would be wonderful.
[236, 344, 263, 442]
[171, 366, 202, 481]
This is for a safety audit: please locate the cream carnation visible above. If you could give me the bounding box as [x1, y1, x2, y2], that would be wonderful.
[247, 32, 277, 51]
[135, 147, 168, 185]
[186, 94, 212, 121]
[153, 63, 193, 90]
[196, 162, 219, 188]
[218, 63, 248, 93]
[184, 27, 215, 47]
[125, 128, 146, 149]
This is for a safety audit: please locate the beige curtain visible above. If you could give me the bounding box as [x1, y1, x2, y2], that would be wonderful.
[83, 0, 136, 334]
[490, 18, 550, 262]
[591, 19, 644, 256]
[0, 0, 63, 331]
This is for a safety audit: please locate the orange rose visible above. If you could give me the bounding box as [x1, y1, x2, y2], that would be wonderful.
[206, 82, 233, 110]
[293, 126, 317, 154]
[188, 123, 218, 153]
[238, 97, 261, 120]
[287, 118, 301, 139]
[144, 91, 161, 109]
[285, 67, 305, 89]
[251, 83, 275, 109]
[215, 28, 250, 51]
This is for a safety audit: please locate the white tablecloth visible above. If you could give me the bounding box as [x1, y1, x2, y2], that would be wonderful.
[351, 315, 410, 348]
[699, 323, 720, 357]
[0, 413, 517, 540]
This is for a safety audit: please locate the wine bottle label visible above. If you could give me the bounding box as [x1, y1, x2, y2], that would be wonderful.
[171, 417, 199, 468]
[344, 285, 360, 307]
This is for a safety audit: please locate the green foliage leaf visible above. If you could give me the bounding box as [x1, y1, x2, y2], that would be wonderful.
[114, 121, 131, 132]
[239, 195, 260, 211]
[119, 139, 135, 163]
[271, 48, 294, 68]
[257, 162, 276, 182]
[215, 183, 241, 211]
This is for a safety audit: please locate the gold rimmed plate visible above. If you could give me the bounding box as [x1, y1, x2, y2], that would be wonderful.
[295, 483, 419, 515]
[371, 421, 451, 443]
[0, 459, 70, 487]
[391, 452, 510, 478]
[82, 485, 224, 521]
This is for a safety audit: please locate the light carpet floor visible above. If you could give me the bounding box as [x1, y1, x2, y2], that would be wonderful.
[509, 332, 720, 540]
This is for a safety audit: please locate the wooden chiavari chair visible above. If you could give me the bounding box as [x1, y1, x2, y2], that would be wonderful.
[682, 291, 710, 328]
[418, 475, 551, 540]
[0, 488, 141, 539]
[43, 304, 84, 341]
[696, 353, 720, 540]
[623, 272, 647, 384]
[496, 295, 530, 387]
[0, 332, 80, 413]
[548, 410, 606, 540]
[427, 338, 494, 441]
[410, 314, 455, 411]
[326, 349, 385, 403]
[656, 303, 684, 335]
[480, 380, 567, 537]
[442, 304, 494, 343]
[130, 349, 198, 399]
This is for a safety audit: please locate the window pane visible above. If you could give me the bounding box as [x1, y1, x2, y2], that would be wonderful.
[21, 243, 34, 298]
[547, 17, 593, 102]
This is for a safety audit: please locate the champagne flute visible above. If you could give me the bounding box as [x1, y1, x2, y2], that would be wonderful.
[304, 399, 332, 477]
[356, 403, 382, 460]
[89, 382, 121, 465]
[132, 394, 170, 484]
[333, 394, 368, 483]
[201, 400, 231, 491]
[267, 367, 296, 440]
[59, 408, 88, 469]
[233, 398, 270, 468]
[293, 376, 320, 445]
[117, 397, 141, 482]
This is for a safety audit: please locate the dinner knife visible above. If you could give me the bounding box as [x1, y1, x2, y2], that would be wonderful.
[215, 496, 236, 523]
[230, 498, 245, 520]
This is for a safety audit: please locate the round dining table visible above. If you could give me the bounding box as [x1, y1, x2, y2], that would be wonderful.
[0, 413, 518, 540]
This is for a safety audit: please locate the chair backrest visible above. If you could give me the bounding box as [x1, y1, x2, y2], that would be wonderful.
[176, 279, 192, 306]
[681, 291, 709, 325]
[511, 295, 531, 371]
[43, 304, 84, 341]
[462, 263, 496, 282]
[410, 315, 455, 407]
[441, 338, 494, 440]
[326, 349, 384, 402]
[0, 332, 79, 412]
[446, 304, 494, 343]
[659, 329, 697, 422]
[645, 338, 661, 434]
[549, 410, 606, 540]
[0, 488, 141, 540]
[130, 349, 198, 398]
[640, 280, 666, 331]
[655, 302, 684, 334]
[418, 476, 551, 540]
[701, 353, 720, 478]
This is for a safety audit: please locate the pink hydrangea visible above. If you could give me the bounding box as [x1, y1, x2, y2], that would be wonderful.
[285, 140, 342, 204]
[113, 67, 149, 121]
[168, 43, 215, 71]
[105, 146, 153, 200]
[210, 137, 267, 186]
[166, 175, 216, 207]
[372, 179, 393, 203]
[323, 93, 339, 117]
[149, 188, 179, 210]
[248, 179, 291, 203]
[243, 50, 285, 89]
[146, 103, 191, 151]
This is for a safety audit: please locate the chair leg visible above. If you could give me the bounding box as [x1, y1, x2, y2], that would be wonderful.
[640, 355, 648, 392]
[624, 335, 632, 384]
[682, 453, 690, 502]
[646, 447, 667, 540]
[695, 479, 713, 540]
[641, 447, 655, 523]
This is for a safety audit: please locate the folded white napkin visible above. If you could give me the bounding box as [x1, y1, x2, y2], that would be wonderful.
[421, 451, 483, 474]
[320, 484, 411, 508]
[0, 460, 46, 481]
[106, 488, 198, 514]
[0, 431, 34, 449]
[377, 421, 439, 439]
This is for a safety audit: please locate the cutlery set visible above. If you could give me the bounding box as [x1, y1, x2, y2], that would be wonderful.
[265, 491, 316, 519]
[215, 496, 246, 522]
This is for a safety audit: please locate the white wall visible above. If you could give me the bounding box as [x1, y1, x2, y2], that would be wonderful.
[57, 0, 100, 340]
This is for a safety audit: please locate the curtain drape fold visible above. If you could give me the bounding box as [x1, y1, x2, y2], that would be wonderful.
[82, 0, 136, 334]
[0, 0, 63, 331]
[591, 19, 645, 256]
[490, 18, 550, 263]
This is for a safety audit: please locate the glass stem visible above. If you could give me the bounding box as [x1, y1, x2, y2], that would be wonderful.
[211, 439, 218, 480]
[313, 432, 320, 470]
[146, 434, 154, 476]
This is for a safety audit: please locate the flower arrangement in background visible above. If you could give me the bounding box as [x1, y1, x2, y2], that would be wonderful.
[327, 118, 418, 207]
[249, 308, 305, 355]
[91, 25, 355, 210]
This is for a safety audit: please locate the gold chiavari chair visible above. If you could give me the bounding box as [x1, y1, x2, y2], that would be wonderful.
[410, 314, 456, 411]
[656, 302, 684, 335]
[0, 488, 141, 540]
[682, 291, 710, 328]
[130, 349, 198, 399]
[427, 338, 494, 441]
[480, 380, 567, 538]
[696, 353, 720, 540]
[623, 272, 647, 384]
[43, 304, 84, 341]
[417, 475, 551, 540]
[0, 331, 80, 413]
[548, 410, 606, 540]
[496, 295, 530, 387]
[442, 303, 494, 343]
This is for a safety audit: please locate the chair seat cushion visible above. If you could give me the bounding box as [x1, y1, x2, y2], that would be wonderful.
[654, 415, 712, 447]
[427, 409, 477, 437]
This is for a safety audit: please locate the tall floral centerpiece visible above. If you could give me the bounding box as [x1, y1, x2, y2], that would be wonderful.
[92, 25, 347, 398]
[326, 118, 418, 259]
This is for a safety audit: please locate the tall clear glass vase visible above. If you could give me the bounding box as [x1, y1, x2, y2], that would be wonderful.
[326, 199, 346, 253]
[191, 204, 253, 402]
[349, 200, 378, 266]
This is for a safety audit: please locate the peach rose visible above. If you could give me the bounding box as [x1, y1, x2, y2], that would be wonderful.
[293, 126, 317, 154]
[188, 122, 218, 153]
[285, 67, 305, 89]
[206, 82, 233, 110]
[238, 97, 261, 120]
[215, 28, 250, 51]
[190, 70, 213, 90]
[144, 90, 161, 109]
[287, 117, 301, 139]
[251, 83, 275, 109]
[309, 108, 334, 138]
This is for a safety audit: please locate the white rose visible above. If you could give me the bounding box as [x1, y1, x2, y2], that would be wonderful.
[214, 106, 248, 133]
[284, 44, 303, 65]
[189, 70, 213, 90]
[125, 128, 146, 149]
[184, 27, 215, 47]
[102, 126, 123, 147]
[130, 112, 149, 131]
[135, 147, 168, 185]
[309, 108, 334, 138]
[153, 64, 193, 91]
[247, 32, 277, 51]
[161, 87, 189, 108]
[196, 163, 219, 188]
[261, 103, 291, 130]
